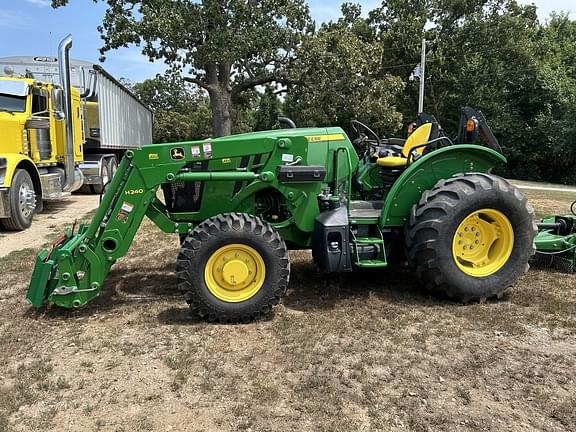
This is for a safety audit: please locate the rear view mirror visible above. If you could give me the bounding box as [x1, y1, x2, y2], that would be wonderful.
[52, 88, 64, 112]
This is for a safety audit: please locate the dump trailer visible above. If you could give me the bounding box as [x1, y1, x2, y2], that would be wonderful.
[26, 110, 538, 322]
[0, 35, 152, 230]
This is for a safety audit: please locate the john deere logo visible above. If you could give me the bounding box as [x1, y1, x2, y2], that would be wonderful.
[170, 147, 185, 160]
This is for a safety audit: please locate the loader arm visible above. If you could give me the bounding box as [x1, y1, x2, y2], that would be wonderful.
[27, 146, 275, 309]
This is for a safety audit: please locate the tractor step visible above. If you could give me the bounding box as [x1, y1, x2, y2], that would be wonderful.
[354, 237, 384, 245]
[355, 259, 388, 268]
[349, 200, 383, 221]
[351, 226, 388, 268]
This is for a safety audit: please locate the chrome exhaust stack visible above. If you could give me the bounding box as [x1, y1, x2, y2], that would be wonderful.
[58, 34, 77, 192]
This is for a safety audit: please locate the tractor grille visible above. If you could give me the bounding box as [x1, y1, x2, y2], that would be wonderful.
[162, 161, 207, 213]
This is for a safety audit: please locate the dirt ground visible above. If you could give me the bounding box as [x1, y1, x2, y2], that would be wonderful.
[0, 188, 575, 432]
[0, 194, 99, 257]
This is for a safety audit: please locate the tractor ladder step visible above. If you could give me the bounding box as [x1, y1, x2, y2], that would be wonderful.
[352, 231, 388, 268]
[355, 259, 388, 268]
[354, 237, 384, 245]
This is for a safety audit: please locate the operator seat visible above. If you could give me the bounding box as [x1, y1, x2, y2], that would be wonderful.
[376, 121, 440, 169]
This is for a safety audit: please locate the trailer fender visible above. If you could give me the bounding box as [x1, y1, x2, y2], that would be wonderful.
[379, 145, 507, 227]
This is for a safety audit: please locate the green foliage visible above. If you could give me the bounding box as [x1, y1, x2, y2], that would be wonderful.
[254, 87, 281, 131]
[368, 0, 576, 184]
[55, 0, 576, 183]
[53, 0, 313, 136]
[132, 74, 212, 142]
[285, 4, 404, 136]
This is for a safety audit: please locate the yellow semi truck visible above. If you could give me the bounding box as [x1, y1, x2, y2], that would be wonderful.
[0, 35, 152, 230]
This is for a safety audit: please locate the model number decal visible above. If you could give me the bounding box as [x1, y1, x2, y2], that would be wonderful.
[124, 189, 144, 195]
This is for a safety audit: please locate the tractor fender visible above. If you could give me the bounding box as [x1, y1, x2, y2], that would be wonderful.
[379, 145, 507, 227]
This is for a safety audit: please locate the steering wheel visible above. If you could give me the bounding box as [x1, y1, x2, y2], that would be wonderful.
[351, 120, 382, 155]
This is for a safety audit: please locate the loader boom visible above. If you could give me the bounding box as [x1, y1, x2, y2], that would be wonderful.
[27, 127, 354, 308]
[27, 149, 272, 308]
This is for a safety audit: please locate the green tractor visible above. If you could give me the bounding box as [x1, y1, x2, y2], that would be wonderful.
[27, 109, 537, 321]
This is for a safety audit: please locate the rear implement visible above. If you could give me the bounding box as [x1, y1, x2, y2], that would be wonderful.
[534, 202, 576, 272]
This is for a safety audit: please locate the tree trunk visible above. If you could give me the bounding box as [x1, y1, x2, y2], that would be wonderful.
[209, 87, 233, 137]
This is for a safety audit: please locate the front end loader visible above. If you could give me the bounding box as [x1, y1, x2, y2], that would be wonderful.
[26, 111, 537, 322]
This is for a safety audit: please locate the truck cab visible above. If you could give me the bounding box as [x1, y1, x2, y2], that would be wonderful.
[0, 35, 153, 231]
[0, 76, 84, 230]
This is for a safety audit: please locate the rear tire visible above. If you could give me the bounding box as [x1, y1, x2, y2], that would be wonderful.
[405, 173, 537, 301]
[107, 157, 118, 180]
[92, 160, 110, 195]
[3, 169, 36, 231]
[176, 213, 290, 322]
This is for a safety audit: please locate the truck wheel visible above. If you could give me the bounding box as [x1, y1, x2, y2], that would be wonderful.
[3, 169, 36, 231]
[107, 157, 118, 180]
[176, 213, 290, 322]
[92, 161, 110, 195]
[405, 173, 537, 301]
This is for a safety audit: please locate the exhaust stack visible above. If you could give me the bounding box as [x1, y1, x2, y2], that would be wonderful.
[58, 34, 76, 192]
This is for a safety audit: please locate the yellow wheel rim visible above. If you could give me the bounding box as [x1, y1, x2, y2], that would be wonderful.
[204, 244, 266, 302]
[452, 209, 514, 277]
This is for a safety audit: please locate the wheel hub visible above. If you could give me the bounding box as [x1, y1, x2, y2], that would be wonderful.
[222, 260, 250, 286]
[452, 209, 514, 277]
[18, 182, 36, 218]
[205, 244, 266, 302]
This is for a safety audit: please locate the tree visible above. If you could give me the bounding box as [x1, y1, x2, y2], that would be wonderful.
[52, 0, 312, 136]
[132, 74, 212, 142]
[367, 0, 576, 183]
[254, 86, 281, 131]
[285, 3, 404, 136]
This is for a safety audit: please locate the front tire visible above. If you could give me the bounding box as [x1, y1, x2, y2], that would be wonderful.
[406, 173, 537, 301]
[176, 213, 290, 322]
[3, 169, 36, 231]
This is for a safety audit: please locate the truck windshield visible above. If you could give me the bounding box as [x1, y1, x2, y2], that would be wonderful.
[0, 94, 26, 113]
[0, 80, 29, 113]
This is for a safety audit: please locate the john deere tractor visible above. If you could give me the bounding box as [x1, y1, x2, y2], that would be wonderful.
[27, 109, 537, 321]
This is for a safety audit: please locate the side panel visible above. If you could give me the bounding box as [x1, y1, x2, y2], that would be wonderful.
[96, 71, 153, 149]
[380, 145, 507, 227]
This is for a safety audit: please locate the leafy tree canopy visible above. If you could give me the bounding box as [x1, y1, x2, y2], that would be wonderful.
[53, 0, 313, 136]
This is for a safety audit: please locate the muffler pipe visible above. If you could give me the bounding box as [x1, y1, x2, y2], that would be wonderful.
[58, 34, 76, 192]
